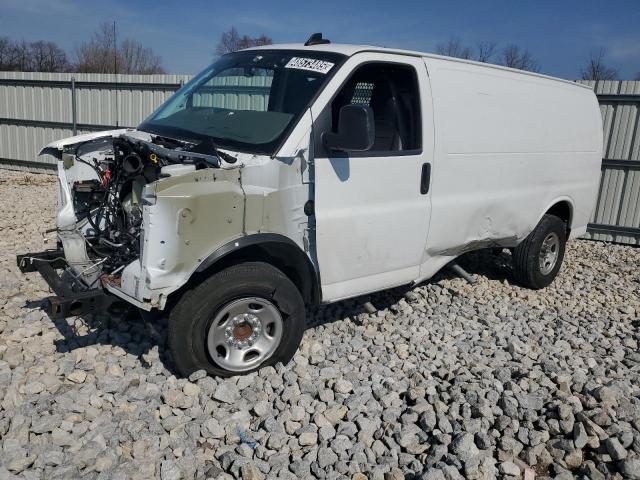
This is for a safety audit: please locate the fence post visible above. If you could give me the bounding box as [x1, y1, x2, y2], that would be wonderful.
[71, 77, 77, 136]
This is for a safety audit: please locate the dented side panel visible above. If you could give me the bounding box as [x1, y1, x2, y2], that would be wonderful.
[416, 56, 602, 282]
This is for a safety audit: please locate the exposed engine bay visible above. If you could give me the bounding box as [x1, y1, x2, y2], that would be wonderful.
[20, 120, 305, 316]
[56, 130, 236, 292]
[72, 137, 158, 274]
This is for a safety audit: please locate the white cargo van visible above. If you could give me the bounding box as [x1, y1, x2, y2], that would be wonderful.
[17, 35, 603, 376]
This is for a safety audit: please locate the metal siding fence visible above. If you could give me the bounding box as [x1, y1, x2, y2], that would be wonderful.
[578, 80, 640, 245]
[0, 71, 190, 172]
[0, 73, 638, 244]
[0, 71, 275, 172]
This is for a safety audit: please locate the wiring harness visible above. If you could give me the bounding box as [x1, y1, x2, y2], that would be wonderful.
[67, 137, 161, 273]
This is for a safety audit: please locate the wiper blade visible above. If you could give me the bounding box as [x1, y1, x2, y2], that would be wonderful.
[153, 135, 193, 150]
[191, 138, 237, 164]
[156, 135, 235, 164]
[216, 149, 238, 164]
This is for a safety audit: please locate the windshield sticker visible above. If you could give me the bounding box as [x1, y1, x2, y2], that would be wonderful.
[285, 57, 334, 74]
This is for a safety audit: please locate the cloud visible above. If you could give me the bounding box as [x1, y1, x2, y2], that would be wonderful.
[608, 42, 640, 61]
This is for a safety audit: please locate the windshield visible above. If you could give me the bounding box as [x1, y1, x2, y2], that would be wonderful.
[139, 49, 345, 155]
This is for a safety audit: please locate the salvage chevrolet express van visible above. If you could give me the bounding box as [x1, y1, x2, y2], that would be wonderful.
[17, 35, 603, 376]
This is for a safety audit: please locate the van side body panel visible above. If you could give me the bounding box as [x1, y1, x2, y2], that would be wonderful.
[418, 57, 602, 280]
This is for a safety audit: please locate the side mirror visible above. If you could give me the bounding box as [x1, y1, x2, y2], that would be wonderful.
[323, 104, 375, 152]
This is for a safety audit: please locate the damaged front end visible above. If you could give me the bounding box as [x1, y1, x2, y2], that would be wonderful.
[17, 129, 241, 318]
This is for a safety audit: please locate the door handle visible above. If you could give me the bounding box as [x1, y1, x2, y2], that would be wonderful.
[420, 163, 431, 194]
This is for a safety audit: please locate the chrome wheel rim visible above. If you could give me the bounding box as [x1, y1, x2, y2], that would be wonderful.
[207, 297, 283, 372]
[539, 232, 560, 275]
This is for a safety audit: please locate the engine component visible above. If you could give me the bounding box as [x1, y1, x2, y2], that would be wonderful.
[122, 152, 144, 174]
[63, 133, 217, 281]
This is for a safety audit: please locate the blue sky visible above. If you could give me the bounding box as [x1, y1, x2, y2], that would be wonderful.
[1, 0, 639, 79]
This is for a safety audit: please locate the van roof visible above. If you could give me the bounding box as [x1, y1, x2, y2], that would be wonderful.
[248, 43, 591, 91]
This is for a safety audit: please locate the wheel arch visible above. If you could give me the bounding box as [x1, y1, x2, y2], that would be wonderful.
[541, 197, 574, 237]
[171, 234, 321, 307]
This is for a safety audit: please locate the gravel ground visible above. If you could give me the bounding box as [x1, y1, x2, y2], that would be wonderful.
[1, 168, 639, 480]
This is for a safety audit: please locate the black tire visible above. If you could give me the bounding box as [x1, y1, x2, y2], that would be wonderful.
[168, 262, 305, 377]
[512, 214, 567, 290]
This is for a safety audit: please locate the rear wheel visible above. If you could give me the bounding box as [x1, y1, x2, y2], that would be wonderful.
[168, 262, 306, 377]
[512, 214, 566, 289]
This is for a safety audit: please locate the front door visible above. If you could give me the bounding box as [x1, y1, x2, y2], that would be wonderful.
[310, 54, 434, 302]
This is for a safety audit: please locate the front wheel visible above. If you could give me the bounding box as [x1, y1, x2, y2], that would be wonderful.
[168, 262, 306, 377]
[512, 214, 567, 290]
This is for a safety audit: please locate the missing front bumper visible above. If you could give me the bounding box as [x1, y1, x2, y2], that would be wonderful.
[16, 249, 115, 319]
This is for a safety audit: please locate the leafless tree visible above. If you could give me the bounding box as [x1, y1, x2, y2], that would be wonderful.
[0, 37, 69, 71]
[29, 41, 69, 72]
[74, 23, 117, 73]
[435, 37, 500, 63]
[119, 38, 164, 74]
[216, 27, 273, 55]
[475, 41, 497, 63]
[216, 27, 241, 55]
[249, 34, 273, 49]
[0, 37, 14, 69]
[74, 22, 165, 74]
[435, 37, 472, 60]
[580, 48, 618, 81]
[8, 40, 31, 71]
[501, 44, 540, 72]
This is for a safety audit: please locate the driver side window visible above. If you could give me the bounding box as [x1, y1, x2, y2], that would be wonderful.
[327, 62, 421, 154]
